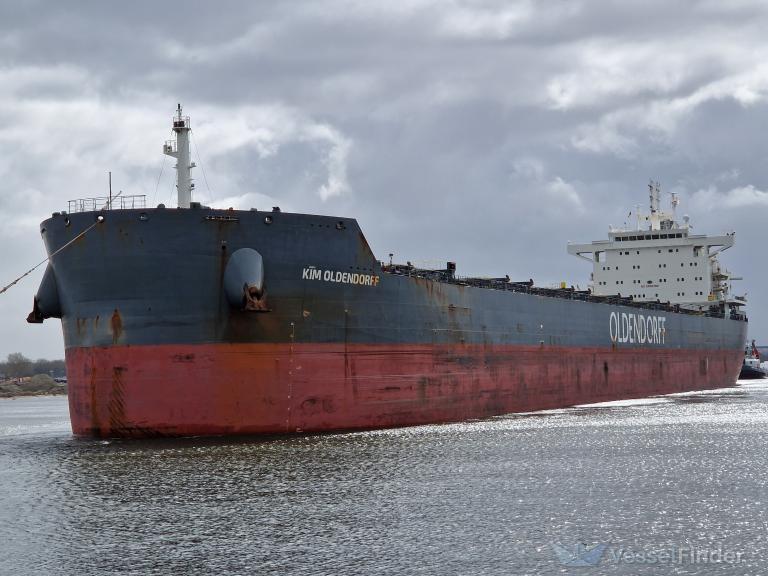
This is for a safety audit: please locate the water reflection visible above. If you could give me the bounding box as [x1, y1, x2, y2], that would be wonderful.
[1, 380, 767, 575]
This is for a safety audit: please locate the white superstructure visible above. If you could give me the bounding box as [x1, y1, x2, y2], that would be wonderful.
[568, 182, 744, 311]
[162, 104, 196, 208]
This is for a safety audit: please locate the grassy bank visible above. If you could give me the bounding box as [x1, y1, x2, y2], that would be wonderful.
[0, 374, 67, 398]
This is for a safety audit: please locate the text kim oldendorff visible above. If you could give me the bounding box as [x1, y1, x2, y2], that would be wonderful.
[302, 266, 380, 287]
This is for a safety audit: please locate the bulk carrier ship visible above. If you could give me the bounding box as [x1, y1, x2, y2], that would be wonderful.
[28, 107, 748, 438]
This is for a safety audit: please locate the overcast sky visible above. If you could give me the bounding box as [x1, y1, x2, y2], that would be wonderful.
[1, 0, 767, 360]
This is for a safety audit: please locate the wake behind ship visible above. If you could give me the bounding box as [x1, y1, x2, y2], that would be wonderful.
[28, 107, 748, 438]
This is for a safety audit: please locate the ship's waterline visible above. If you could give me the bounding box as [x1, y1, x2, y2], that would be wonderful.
[65, 342, 742, 437]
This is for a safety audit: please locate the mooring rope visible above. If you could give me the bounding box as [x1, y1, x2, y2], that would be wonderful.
[0, 218, 102, 295]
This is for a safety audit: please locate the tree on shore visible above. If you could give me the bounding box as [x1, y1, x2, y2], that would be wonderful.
[4, 353, 33, 378]
[0, 354, 66, 380]
[31, 358, 66, 377]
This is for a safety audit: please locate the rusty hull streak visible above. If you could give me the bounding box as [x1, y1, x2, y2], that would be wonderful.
[110, 309, 123, 344]
[88, 354, 99, 435]
[108, 366, 127, 433]
[244, 286, 269, 311]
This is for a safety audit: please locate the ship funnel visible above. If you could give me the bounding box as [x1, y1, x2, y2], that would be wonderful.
[163, 104, 195, 208]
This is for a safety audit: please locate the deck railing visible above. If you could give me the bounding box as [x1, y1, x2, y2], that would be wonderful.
[67, 195, 146, 213]
[380, 264, 747, 322]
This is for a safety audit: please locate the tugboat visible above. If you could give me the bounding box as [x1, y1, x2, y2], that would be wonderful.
[740, 340, 767, 380]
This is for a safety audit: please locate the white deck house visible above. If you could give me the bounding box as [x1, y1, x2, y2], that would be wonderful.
[568, 183, 741, 311]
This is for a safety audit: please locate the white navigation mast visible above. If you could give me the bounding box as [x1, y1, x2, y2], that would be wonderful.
[163, 104, 196, 208]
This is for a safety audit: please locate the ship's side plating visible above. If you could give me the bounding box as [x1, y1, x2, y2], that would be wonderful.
[35, 207, 746, 437]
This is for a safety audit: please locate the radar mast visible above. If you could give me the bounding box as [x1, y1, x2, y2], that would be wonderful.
[162, 104, 196, 208]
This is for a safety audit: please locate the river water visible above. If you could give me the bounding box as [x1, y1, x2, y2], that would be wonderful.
[1, 382, 767, 575]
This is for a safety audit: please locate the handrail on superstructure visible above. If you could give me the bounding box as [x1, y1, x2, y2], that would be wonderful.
[67, 195, 147, 213]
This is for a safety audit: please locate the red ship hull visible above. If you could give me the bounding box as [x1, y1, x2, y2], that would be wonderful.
[66, 343, 743, 438]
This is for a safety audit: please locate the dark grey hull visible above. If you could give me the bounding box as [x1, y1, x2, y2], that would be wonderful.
[29, 206, 748, 437]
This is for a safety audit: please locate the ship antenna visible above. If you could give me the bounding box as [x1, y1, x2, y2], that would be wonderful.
[648, 180, 654, 213]
[670, 192, 679, 220]
[162, 103, 196, 208]
[648, 179, 660, 215]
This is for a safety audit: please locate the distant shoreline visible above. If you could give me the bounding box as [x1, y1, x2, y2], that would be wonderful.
[0, 376, 67, 399]
[0, 390, 67, 400]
